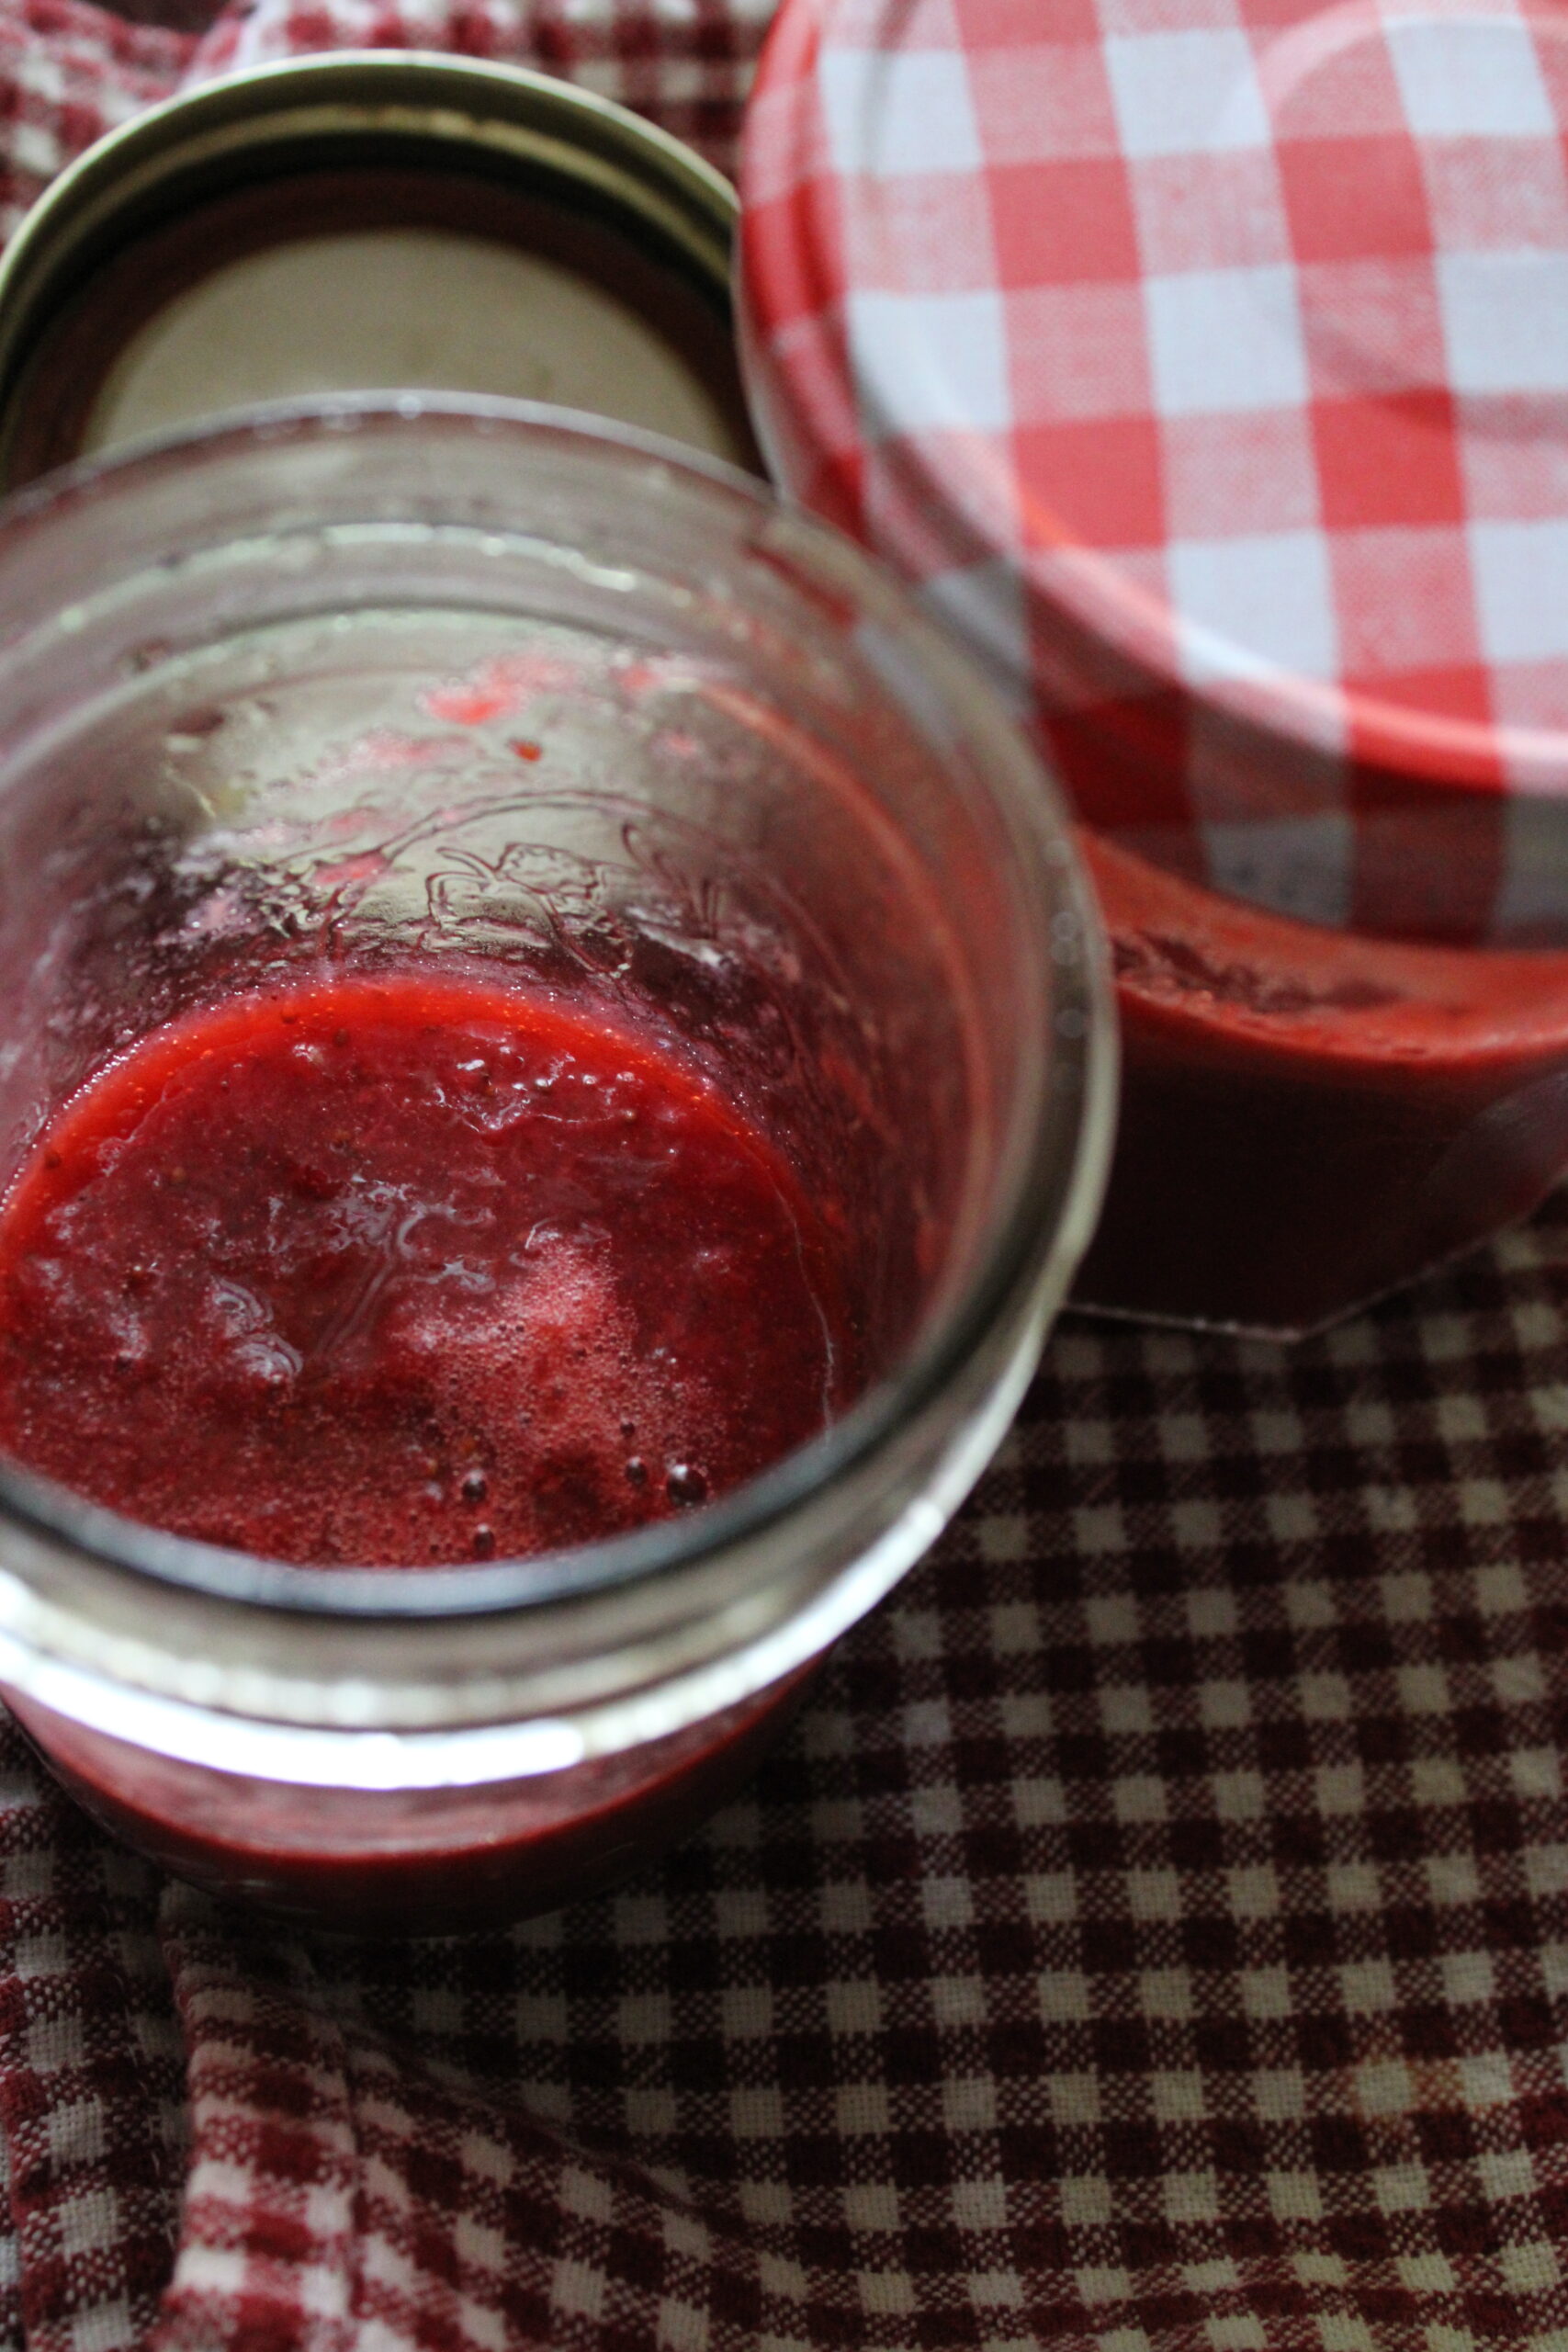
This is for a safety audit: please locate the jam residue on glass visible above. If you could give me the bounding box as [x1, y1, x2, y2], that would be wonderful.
[0, 970, 859, 1565]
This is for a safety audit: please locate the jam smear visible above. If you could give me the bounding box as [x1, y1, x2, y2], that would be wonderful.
[0, 971, 857, 1565]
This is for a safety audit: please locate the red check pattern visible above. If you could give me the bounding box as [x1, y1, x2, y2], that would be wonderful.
[0, 0, 772, 231]
[186, 0, 775, 174]
[3, 4, 1568, 2347]
[738, 0, 1568, 943]
[12, 1193, 1568, 2349]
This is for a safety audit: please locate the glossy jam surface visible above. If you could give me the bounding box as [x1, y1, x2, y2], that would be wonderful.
[0, 971, 857, 1565]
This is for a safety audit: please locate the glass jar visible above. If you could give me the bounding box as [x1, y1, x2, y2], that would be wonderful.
[738, 0, 1568, 1340]
[0, 398, 1113, 1931]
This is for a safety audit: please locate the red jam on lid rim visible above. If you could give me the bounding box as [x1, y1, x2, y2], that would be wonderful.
[739, 0, 1568, 945]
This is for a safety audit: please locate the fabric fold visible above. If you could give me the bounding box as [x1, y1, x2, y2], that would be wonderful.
[0, 1718, 185, 2351]
[153, 1886, 364, 2352]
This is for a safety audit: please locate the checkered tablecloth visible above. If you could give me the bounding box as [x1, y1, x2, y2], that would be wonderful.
[10, 1188, 1568, 2352]
[738, 0, 1568, 944]
[6, 3, 1568, 2347]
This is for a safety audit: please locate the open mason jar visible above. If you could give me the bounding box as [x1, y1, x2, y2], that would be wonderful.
[0, 399, 1112, 1931]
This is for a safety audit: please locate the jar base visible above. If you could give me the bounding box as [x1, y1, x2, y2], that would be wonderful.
[8, 1668, 818, 1935]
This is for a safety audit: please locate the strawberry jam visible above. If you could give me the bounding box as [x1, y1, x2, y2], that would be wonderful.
[0, 970, 858, 1566]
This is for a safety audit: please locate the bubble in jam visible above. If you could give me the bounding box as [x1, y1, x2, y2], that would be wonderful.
[0, 969, 862, 1566]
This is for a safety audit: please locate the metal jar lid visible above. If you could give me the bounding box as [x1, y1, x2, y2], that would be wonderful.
[0, 51, 760, 483]
[739, 0, 1568, 946]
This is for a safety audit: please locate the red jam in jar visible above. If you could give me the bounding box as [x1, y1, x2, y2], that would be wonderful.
[0, 969, 863, 1926]
[0, 394, 1109, 1935]
[21, 1674, 819, 1934]
[0, 969, 860, 1564]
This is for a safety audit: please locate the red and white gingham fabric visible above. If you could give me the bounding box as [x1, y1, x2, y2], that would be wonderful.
[7, 7, 1568, 2351]
[738, 0, 1568, 943]
[0, 0, 770, 232]
[186, 0, 771, 165]
[14, 1198, 1568, 2351]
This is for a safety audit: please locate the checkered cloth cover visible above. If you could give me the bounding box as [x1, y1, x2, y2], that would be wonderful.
[5, 5, 1568, 2349]
[737, 0, 1568, 944]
